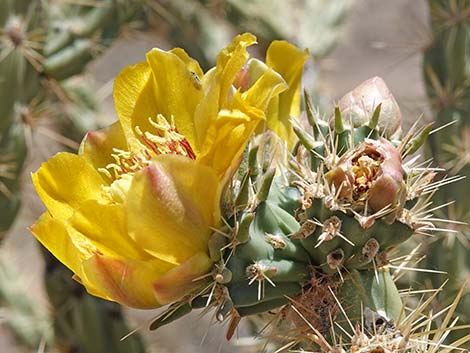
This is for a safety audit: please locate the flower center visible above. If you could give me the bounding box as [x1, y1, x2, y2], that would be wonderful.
[99, 149, 148, 180]
[99, 115, 195, 181]
[98, 115, 196, 203]
[351, 153, 381, 198]
[135, 115, 196, 161]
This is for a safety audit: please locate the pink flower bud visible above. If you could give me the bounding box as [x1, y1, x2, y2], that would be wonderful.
[337, 77, 402, 137]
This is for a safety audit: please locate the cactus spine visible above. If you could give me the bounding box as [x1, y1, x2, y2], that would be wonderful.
[422, 0, 470, 349]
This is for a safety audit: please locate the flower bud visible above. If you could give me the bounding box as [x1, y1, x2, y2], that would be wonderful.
[336, 77, 402, 137]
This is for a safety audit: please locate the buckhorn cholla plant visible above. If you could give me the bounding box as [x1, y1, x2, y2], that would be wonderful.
[30, 32, 469, 353]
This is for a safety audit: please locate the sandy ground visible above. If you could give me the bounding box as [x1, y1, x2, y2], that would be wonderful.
[1, 0, 430, 352]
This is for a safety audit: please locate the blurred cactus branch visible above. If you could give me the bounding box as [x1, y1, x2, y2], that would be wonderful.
[149, 0, 352, 69]
[0, 252, 52, 349]
[42, 0, 149, 80]
[422, 0, 470, 349]
[224, 0, 352, 58]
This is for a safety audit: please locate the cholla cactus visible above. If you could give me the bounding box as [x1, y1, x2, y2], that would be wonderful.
[30, 32, 468, 353]
[225, 0, 352, 59]
[0, 252, 52, 349]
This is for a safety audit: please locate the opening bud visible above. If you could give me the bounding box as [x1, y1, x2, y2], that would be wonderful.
[326, 138, 406, 223]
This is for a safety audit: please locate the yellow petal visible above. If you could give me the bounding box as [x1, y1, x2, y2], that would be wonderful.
[126, 155, 220, 264]
[32, 152, 105, 220]
[266, 41, 308, 147]
[31, 214, 111, 300]
[242, 58, 267, 87]
[242, 58, 288, 112]
[113, 61, 159, 149]
[70, 200, 152, 261]
[193, 33, 257, 150]
[78, 122, 127, 171]
[153, 252, 212, 305]
[32, 206, 176, 309]
[170, 48, 204, 79]
[30, 212, 93, 279]
[146, 49, 204, 150]
[198, 107, 262, 181]
[193, 67, 218, 152]
[216, 33, 257, 107]
[81, 254, 172, 309]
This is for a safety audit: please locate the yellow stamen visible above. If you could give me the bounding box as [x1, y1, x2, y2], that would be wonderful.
[99, 115, 196, 182]
[351, 155, 381, 195]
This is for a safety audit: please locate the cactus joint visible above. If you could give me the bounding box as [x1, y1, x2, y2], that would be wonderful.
[246, 262, 277, 300]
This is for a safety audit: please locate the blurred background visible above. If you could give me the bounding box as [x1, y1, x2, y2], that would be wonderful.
[1, 0, 467, 352]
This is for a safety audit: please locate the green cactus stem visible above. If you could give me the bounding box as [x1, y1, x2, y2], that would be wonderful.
[149, 0, 351, 70]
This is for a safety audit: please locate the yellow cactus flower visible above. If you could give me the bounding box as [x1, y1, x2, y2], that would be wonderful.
[30, 33, 292, 309]
[113, 32, 288, 182]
